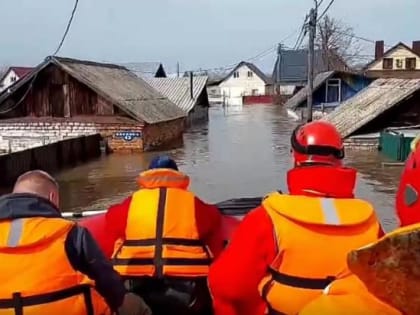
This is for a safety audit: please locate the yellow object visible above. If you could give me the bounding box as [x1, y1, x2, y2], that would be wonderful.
[0, 217, 110, 315]
[299, 276, 401, 315]
[113, 168, 212, 278]
[258, 192, 381, 315]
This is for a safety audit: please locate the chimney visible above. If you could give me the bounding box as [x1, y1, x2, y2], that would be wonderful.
[375, 40, 385, 60]
[413, 41, 420, 56]
[189, 71, 194, 99]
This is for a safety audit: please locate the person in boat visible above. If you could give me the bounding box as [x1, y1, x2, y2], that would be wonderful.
[299, 134, 420, 315]
[0, 170, 151, 315]
[106, 155, 224, 315]
[208, 121, 385, 315]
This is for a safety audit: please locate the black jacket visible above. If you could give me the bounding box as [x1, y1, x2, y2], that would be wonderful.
[0, 193, 127, 311]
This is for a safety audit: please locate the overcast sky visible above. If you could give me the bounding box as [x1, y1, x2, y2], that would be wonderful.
[0, 0, 418, 73]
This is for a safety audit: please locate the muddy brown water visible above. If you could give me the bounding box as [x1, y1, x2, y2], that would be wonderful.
[49, 105, 402, 231]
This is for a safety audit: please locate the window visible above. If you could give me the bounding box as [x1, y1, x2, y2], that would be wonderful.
[233, 71, 239, 78]
[325, 79, 341, 103]
[10, 76, 17, 82]
[406, 58, 417, 70]
[247, 71, 253, 78]
[251, 89, 259, 96]
[383, 58, 393, 70]
[396, 59, 404, 69]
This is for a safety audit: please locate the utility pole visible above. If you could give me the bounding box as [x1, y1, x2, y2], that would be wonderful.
[307, 7, 317, 122]
[276, 43, 282, 95]
[177, 62, 180, 78]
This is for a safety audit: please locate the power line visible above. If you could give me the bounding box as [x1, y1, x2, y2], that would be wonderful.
[317, 0, 335, 22]
[53, 0, 80, 56]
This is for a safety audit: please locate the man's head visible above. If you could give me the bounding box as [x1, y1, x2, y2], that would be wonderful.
[13, 170, 60, 208]
[291, 121, 344, 167]
[148, 155, 178, 171]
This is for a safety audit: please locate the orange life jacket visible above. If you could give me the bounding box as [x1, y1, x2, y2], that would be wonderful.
[0, 217, 110, 315]
[113, 168, 212, 278]
[299, 275, 401, 315]
[258, 192, 381, 315]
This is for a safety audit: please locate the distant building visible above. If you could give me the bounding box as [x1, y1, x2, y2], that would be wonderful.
[218, 61, 273, 106]
[0, 56, 186, 153]
[120, 62, 167, 79]
[364, 41, 420, 79]
[145, 75, 210, 124]
[285, 70, 372, 118]
[272, 48, 348, 96]
[0, 67, 34, 92]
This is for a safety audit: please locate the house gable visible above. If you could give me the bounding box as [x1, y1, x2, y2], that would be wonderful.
[219, 64, 267, 88]
[367, 43, 420, 71]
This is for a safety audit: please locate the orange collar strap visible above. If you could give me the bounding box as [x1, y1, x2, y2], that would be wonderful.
[137, 168, 190, 190]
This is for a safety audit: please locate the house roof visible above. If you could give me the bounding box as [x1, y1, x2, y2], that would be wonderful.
[220, 61, 273, 85]
[323, 78, 420, 138]
[0, 56, 186, 124]
[0, 66, 34, 83]
[364, 42, 420, 70]
[285, 71, 336, 110]
[144, 76, 208, 113]
[272, 49, 347, 84]
[120, 62, 166, 79]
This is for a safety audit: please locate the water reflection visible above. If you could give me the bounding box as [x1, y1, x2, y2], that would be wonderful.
[56, 105, 402, 231]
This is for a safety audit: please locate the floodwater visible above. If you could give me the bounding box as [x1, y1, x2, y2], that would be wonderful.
[56, 105, 403, 231]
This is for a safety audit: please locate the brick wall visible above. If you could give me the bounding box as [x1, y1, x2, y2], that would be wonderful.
[143, 118, 185, 150]
[0, 117, 186, 153]
[344, 136, 379, 150]
[0, 121, 143, 153]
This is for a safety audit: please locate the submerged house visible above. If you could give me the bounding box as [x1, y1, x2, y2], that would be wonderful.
[364, 41, 420, 79]
[219, 61, 273, 106]
[120, 62, 167, 79]
[272, 49, 348, 96]
[285, 71, 372, 118]
[323, 78, 420, 148]
[0, 56, 186, 153]
[144, 76, 210, 124]
[0, 66, 34, 93]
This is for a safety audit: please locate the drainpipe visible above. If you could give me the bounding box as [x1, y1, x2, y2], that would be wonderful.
[189, 71, 194, 99]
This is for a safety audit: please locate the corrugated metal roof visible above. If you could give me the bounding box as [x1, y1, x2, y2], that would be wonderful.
[323, 78, 420, 138]
[120, 62, 166, 79]
[144, 76, 208, 113]
[0, 56, 186, 124]
[285, 71, 336, 110]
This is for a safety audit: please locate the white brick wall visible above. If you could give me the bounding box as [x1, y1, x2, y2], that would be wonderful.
[0, 122, 98, 153]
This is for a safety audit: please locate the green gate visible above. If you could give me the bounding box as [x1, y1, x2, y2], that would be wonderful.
[379, 130, 416, 162]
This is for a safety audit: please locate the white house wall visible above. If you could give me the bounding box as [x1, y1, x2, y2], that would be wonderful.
[219, 65, 267, 105]
[369, 45, 420, 70]
[0, 70, 18, 93]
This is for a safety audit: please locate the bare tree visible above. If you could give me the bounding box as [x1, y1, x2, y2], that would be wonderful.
[316, 15, 363, 69]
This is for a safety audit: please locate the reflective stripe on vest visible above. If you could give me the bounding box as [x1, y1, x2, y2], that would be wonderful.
[0, 284, 94, 315]
[0, 217, 102, 315]
[113, 187, 212, 278]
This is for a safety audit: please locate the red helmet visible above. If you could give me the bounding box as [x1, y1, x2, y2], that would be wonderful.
[396, 135, 420, 226]
[291, 121, 344, 167]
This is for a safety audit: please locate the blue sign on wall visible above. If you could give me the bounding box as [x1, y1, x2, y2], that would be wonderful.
[114, 131, 142, 142]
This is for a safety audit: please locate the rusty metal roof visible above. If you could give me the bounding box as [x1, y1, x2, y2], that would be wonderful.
[0, 56, 186, 124]
[144, 76, 208, 113]
[323, 78, 420, 138]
